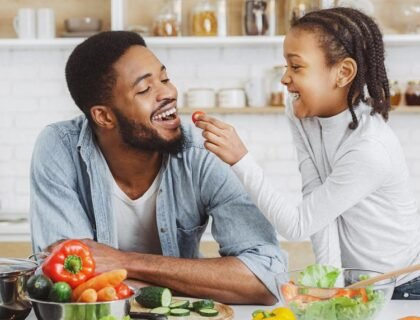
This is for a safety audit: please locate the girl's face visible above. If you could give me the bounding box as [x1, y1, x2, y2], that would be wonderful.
[282, 28, 348, 119]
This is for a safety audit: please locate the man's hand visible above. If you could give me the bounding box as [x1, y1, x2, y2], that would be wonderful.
[81, 239, 126, 273]
[44, 239, 66, 253]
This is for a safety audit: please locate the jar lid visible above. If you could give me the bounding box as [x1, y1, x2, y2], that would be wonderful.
[407, 80, 420, 85]
[0, 258, 37, 277]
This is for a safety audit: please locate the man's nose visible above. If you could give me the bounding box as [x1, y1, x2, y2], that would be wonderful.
[156, 81, 177, 101]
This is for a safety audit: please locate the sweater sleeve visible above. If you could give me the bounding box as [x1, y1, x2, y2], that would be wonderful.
[231, 139, 392, 242]
[286, 116, 342, 267]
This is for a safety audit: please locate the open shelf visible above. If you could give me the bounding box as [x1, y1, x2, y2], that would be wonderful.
[1, 34, 419, 49]
[179, 106, 420, 115]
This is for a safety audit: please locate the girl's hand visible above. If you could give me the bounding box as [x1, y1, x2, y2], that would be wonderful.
[194, 113, 248, 165]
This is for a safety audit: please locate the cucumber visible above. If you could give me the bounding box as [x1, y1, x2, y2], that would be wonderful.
[169, 300, 190, 309]
[48, 282, 72, 303]
[198, 308, 219, 317]
[135, 286, 172, 308]
[192, 299, 214, 311]
[170, 308, 191, 317]
[150, 307, 170, 315]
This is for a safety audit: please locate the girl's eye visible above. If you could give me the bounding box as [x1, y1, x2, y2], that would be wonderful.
[291, 65, 301, 71]
[137, 87, 150, 94]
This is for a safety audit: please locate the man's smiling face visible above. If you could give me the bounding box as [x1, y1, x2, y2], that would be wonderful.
[110, 45, 184, 154]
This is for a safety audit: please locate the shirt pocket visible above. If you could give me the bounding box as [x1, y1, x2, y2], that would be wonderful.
[176, 222, 208, 258]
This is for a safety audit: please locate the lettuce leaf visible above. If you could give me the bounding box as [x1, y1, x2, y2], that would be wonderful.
[298, 264, 341, 288]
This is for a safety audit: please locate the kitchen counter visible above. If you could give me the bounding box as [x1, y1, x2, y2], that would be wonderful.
[25, 300, 420, 320]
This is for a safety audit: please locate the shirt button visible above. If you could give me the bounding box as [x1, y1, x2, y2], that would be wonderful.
[403, 293, 409, 298]
[159, 189, 163, 194]
[160, 227, 167, 233]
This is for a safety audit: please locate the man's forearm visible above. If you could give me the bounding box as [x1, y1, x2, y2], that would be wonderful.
[122, 252, 276, 305]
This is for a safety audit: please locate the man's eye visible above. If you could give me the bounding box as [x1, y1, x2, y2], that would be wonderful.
[137, 87, 150, 94]
[162, 78, 170, 83]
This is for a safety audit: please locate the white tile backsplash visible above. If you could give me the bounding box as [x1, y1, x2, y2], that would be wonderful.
[0, 43, 419, 218]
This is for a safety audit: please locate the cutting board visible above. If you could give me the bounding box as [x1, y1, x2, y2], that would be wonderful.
[131, 297, 234, 320]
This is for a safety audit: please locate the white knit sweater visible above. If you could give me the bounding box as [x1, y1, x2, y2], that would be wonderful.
[232, 102, 420, 284]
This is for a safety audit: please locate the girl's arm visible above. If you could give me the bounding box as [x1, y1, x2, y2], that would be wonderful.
[195, 114, 391, 241]
[287, 114, 342, 268]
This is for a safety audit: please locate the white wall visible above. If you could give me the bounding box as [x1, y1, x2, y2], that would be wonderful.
[0, 43, 419, 217]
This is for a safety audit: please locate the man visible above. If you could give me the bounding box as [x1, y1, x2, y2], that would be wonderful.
[30, 31, 287, 305]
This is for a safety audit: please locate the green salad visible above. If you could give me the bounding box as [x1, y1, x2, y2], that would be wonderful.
[283, 265, 386, 320]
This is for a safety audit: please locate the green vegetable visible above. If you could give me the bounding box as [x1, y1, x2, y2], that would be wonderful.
[135, 286, 172, 308]
[150, 307, 170, 315]
[48, 281, 72, 302]
[298, 264, 341, 288]
[169, 300, 189, 309]
[98, 316, 131, 320]
[198, 308, 219, 317]
[170, 308, 191, 316]
[26, 274, 53, 300]
[192, 299, 215, 311]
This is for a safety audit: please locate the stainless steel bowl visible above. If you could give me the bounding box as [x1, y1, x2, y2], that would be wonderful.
[28, 295, 131, 320]
[0, 258, 38, 320]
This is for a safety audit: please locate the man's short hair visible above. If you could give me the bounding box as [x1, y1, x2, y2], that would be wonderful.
[65, 31, 147, 123]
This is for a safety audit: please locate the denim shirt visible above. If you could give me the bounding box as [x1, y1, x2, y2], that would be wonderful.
[30, 115, 287, 298]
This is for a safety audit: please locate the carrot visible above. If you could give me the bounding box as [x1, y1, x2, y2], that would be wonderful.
[77, 288, 98, 303]
[72, 269, 127, 301]
[97, 286, 118, 301]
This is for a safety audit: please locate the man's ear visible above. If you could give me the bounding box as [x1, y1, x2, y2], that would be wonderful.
[336, 57, 357, 88]
[90, 105, 116, 129]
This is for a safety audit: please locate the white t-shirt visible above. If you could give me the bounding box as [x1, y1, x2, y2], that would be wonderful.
[232, 102, 420, 285]
[112, 168, 163, 255]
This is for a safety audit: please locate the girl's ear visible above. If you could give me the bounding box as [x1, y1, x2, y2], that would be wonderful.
[336, 57, 357, 88]
[91, 105, 117, 129]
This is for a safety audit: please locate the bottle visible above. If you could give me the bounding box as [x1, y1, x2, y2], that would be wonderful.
[269, 65, 286, 106]
[405, 81, 420, 106]
[217, 0, 227, 37]
[192, 0, 218, 36]
[285, 0, 318, 31]
[243, 0, 269, 36]
[389, 80, 401, 108]
[153, 0, 180, 37]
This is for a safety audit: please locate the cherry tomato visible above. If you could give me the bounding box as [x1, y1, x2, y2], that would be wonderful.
[115, 283, 133, 299]
[192, 111, 205, 123]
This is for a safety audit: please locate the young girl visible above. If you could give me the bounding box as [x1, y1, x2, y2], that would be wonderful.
[195, 7, 420, 299]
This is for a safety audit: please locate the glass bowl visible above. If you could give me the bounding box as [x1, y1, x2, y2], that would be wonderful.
[276, 268, 395, 320]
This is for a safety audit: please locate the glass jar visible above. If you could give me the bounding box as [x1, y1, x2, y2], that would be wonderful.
[389, 80, 402, 108]
[192, 0, 218, 36]
[405, 80, 420, 106]
[153, 0, 180, 37]
[269, 65, 286, 106]
[285, 0, 318, 31]
[243, 0, 269, 36]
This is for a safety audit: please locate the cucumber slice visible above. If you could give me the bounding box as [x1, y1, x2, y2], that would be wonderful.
[135, 286, 172, 308]
[198, 308, 219, 317]
[150, 307, 170, 315]
[169, 300, 190, 309]
[192, 299, 215, 311]
[170, 308, 191, 317]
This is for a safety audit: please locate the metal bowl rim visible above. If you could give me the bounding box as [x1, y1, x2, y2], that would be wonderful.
[0, 258, 38, 277]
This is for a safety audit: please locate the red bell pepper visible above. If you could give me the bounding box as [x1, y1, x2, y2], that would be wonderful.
[42, 239, 96, 288]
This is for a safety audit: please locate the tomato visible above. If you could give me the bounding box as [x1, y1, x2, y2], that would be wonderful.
[192, 111, 205, 123]
[333, 288, 368, 303]
[115, 283, 133, 299]
[281, 282, 298, 303]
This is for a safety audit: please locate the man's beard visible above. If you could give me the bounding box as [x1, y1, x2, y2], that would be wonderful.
[113, 108, 185, 155]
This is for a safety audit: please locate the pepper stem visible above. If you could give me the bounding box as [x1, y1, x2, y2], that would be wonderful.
[64, 255, 83, 274]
